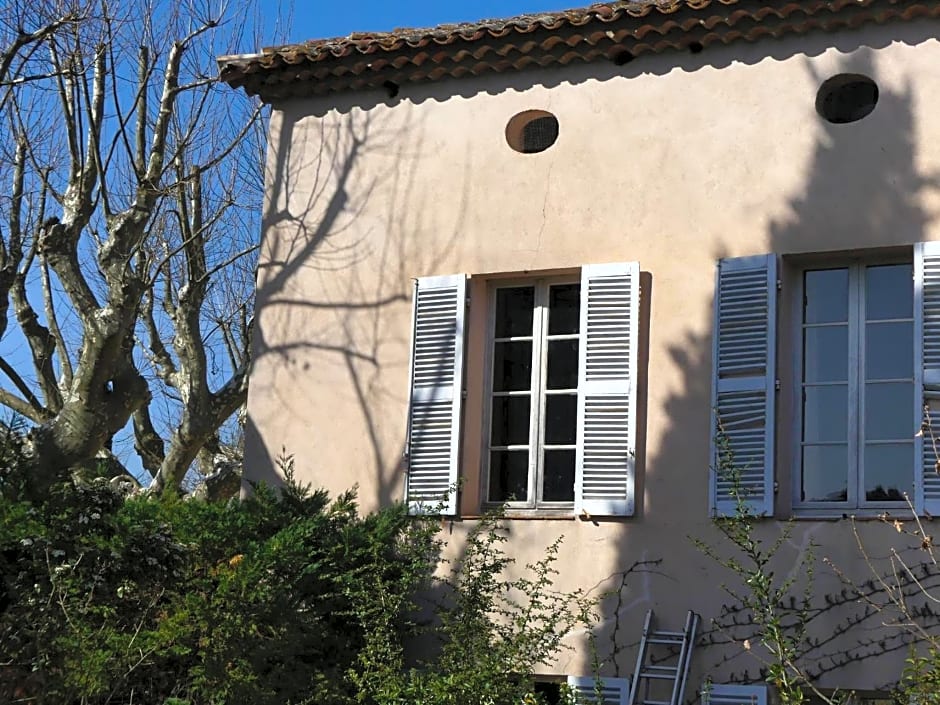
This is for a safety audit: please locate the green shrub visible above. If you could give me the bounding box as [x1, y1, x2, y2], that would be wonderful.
[0, 461, 439, 705]
[0, 454, 593, 705]
[351, 514, 595, 705]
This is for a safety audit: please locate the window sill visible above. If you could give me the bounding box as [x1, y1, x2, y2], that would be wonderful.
[460, 510, 577, 520]
[787, 509, 914, 521]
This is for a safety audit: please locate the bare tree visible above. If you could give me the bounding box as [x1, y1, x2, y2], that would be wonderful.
[0, 0, 273, 496]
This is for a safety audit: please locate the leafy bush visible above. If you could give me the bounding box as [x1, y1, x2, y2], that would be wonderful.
[0, 453, 593, 705]
[901, 646, 940, 705]
[0, 460, 439, 704]
[352, 514, 594, 705]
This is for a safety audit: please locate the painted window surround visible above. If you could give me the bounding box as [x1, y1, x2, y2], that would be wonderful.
[404, 263, 639, 518]
[403, 242, 940, 520]
[482, 276, 582, 512]
[791, 258, 914, 514]
[710, 242, 940, 519]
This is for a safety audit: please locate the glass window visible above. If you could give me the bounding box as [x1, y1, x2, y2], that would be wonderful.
[487, 280, 580, 507]
[797, 262, 914, 509]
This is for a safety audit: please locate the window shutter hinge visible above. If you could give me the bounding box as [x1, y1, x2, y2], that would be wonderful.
[776, 279, 782, 291]
[773, 481, 779, 494]
[775, 379, 780, 391]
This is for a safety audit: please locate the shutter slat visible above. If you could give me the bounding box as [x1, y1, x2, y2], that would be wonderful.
[916, 243, 940, 515]
[576, 263, 639, 517]
[406, 275, 466, 515]
[709, 255, 776, 517]
[922, 402, 940, 511]
[567, 676, 631, 705]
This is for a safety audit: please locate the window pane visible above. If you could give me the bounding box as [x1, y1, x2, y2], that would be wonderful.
[804, 269, 848, 324]
[545, 394, 577, 445]
[533, 683, 564, 705]
[548, 283, 581, 335]
[803, 386, 848, 442]
[490, 395, 530, 446]
[542, 449, 575, 501]
[866, 264, 912, 321]
[864, 443, 912, 502]
[801, 444, 848, 502]
[865, 382, 914, 440]
[547, 339, 579, 389]
[865, 321, 913, 380]
[803, 326, 848, 383]
[493, 341, 532, 392]
[489, 450, 529, 502]
[494, 286, 534, 338]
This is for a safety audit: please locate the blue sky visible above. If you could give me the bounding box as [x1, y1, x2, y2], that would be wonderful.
[286, 1, 566, 43]
[0, 1, 571, 485]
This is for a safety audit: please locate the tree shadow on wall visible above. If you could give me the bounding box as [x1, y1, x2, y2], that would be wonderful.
[244, 100, 467, 509]
[598, 48, 940, 694]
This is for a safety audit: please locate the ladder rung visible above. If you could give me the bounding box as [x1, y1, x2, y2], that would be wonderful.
[630, 610, 699, 705]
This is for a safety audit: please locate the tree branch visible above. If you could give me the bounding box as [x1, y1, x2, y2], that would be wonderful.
[133, 406, 164, 476]
[40, 261, 73, 388]
[0, 12, 78, 87]
[0, 387, 45, 423]
[0, 356, 45, 417]
[140, 288, 178, 388]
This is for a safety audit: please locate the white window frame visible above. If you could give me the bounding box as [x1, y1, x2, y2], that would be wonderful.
[482, 275, 580, 512]
[790, 255, 915, 515]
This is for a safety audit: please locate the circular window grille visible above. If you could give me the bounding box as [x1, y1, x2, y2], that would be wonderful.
[506, 110, 559, 153]
[816, 74, 879, 124]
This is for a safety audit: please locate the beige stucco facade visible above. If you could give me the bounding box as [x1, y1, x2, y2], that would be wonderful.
[246, 20, 940, 694]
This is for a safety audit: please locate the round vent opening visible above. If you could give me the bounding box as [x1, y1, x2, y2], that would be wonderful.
[816, 73, 879, 124]
[506, 110, 559, 154]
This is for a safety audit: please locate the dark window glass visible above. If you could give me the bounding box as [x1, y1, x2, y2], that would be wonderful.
[493, 341, 532, 392]
[865, 264, 912, 321]
[802, 386, 848, 443]
[495, 286, 534, 338]
[816, 74, 879, 124]
[533, 682, 563, 705]
[489, 450, 529, 502]
[801, 445, 848, 502]
[522, 116, 559, 154]
[542, 449, 575, 501]
[546, 339, 578, 389]
[866, 322, 912, 380]
[548, 284, 580, 335]
[865, 382, 914, 440]
[864, 444, 911, 501]
[490, 395, 531, 446]
[804, 269, 848, 324]
[544, 394, 577, 445]
[803, 326, 848, 383]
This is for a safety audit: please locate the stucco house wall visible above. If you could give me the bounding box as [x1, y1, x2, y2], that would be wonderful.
[243, 19, 940, 693]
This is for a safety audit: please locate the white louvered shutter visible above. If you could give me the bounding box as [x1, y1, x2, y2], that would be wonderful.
[701, 684, 767, 705]
[709, 255, 777, 517]
[566, 675, 630, 705]
[915, 242, 940, 515]
[405, 274, 466, 515]
[575, 262, 640, 517]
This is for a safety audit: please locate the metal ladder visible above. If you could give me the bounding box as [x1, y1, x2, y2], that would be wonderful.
[627, 609, 699, 705]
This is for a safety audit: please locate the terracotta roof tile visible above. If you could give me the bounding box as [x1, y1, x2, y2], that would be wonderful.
[218, 0, 940, 102]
